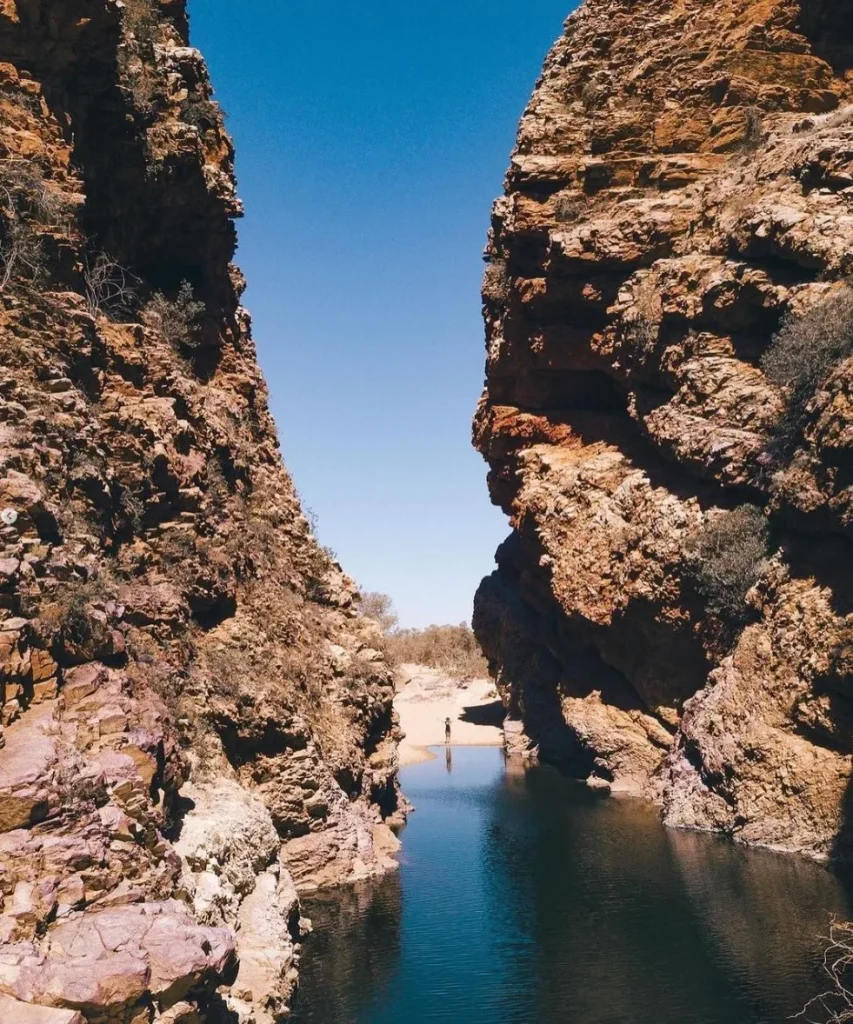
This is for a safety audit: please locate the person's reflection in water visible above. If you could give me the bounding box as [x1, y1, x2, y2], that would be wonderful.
[445, 745, 453, 773]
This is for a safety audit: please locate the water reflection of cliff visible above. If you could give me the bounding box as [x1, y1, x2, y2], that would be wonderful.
[483, 762, 853, 1024]
[667, 828, 853, 1014]
[290, 871, 403, 1024]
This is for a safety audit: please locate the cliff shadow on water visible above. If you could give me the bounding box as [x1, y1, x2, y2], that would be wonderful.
[293, 749, 853, 1024]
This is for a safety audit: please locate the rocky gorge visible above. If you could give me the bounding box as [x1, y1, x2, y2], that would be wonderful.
[0, 1, 402, 1021]
[473, 0, 853, 861]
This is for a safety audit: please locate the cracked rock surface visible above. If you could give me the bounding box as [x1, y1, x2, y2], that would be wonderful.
[474, 0, 853, 859]
[0, 1, 402, 1019]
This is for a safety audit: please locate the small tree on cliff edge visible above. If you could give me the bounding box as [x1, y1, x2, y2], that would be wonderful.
[358, 592, 399, 635]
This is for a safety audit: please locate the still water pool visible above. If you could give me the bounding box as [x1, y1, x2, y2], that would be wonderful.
[291, 746, 853, 1024]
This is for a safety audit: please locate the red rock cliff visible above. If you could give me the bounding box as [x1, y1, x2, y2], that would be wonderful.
[474, 0, 853, 858]
[0, 2, 401, 1020]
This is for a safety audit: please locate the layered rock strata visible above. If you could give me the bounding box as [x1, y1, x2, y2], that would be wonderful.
[474, 0, 853, 858]
[0, 1, 401, 1020]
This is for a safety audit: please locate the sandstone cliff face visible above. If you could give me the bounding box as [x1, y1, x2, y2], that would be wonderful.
[474, 0, 853, 859]
[0, 2, 401, 1021]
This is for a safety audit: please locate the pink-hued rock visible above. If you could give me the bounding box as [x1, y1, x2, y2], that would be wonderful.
[0, 903, 236, 1018]
[0, 707, 57, 834]
[0, 0, 402, 1018]
[0, 993, 84, 1023]
[61, 663, 106, 705]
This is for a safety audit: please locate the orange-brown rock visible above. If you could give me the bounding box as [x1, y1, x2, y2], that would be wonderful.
[474, 0, 853, 859]
[0, 1, 402, 1020]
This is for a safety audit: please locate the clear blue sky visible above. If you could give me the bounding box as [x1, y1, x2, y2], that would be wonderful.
[188, 1, 572, 628]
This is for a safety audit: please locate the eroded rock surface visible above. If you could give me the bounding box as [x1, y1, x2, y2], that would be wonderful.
[0, 1, 401, 1019]
[474, 0, 853, 858]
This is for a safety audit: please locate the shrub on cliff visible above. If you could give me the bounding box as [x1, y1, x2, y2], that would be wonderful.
[0, 161, 66, 290]
[689, 504, 770, 630]
[554, 194, 585, 223]
[119, 0, 160, 116]
[122, 0, 157, 43]
[181, 98, 226, 132]
[0, 210, 43, 290]
[581, 80, 607, 111]
[742, 106, 764, 150]
[83, 253, 140, 320]
[358, 592, 399, 634]
[145, 281, 206, 349]
[761, 287, 853, 452]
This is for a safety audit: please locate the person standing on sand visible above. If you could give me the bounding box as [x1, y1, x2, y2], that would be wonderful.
[445, 717, 452, 744]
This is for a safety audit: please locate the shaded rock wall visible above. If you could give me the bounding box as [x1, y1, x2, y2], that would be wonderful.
[474, 0, 853, 859]
[0, 1, 401, 1020]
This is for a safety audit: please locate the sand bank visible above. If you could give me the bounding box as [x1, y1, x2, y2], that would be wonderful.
[394, 664, 505, 767]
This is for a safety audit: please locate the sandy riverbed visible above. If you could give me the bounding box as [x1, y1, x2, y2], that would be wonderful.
[394, 664, 505, 766]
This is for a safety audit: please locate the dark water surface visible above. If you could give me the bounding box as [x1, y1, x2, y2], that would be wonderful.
[291, 746, 853, 1024]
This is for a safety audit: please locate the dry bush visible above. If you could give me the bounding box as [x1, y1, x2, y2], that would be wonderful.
[0, 215, 43, 290]
[144, 281, 206, 348]
[798, 919, 853, 1023]
[180, 98, 225, 131]
[51, 565, 120, 654]
[581, 80, 607, 111]
[303, 542, 340, 603]
[0, 86, 42, 114]
[83, 253, 139, 319]
[226, 515, 280, 579]
[120, 0, 160, 114]
[0, 161, 64, 221]
[200, 643, 246, 701]
[627, 277, 662, 356]
[761, 287, 853, 452]
[118, 489, 145, 535]
[554, 194, 585, 223]
[0, 160, 67, 290]
[688, 504, 770, 630]
[387, 623, 489, 681]
[742, 106, 764, 150]
[357, 592, 398, 634]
